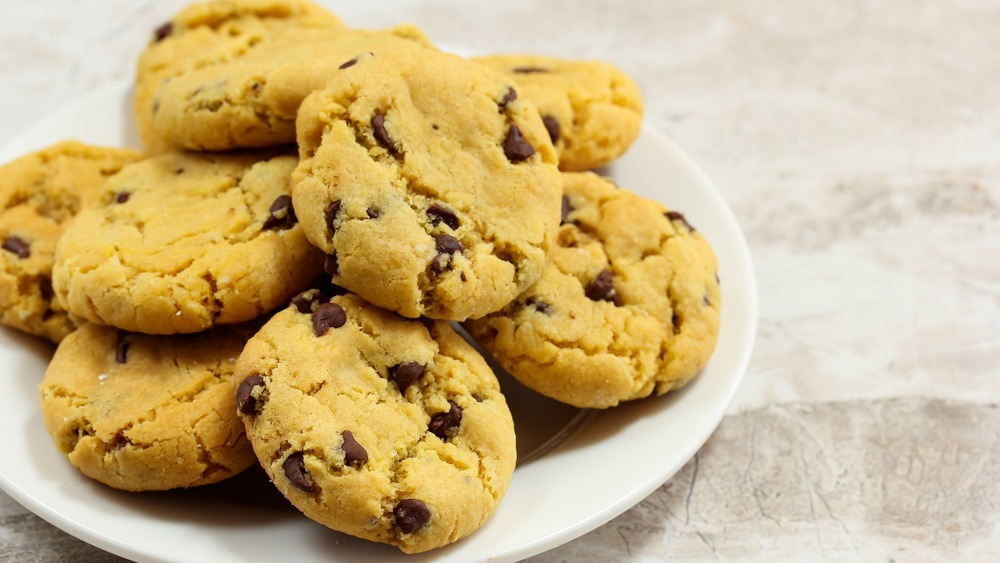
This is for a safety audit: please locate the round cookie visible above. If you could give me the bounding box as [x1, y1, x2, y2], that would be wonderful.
[465, 172, 721, 409]
[52, 151, 322, 335]
[234, 292, 516, 553]
[38, 321, 259, 491]
[0, 141, 144, 342]
[292, 48, 563, 321]
[473, 54, 644, 172]
[134, 0, 346, 153]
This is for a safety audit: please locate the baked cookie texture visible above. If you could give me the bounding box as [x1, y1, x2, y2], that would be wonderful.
[292, 48, 563, 321]
[136, 0, 434, 152]
[235, 292, 516, 553]
[38, 321, 259, 491]
[473, 54, 644, 172]
[0, 141, 144, 342]
[52, 151, 322, 335]
[465, 172, 721, 409]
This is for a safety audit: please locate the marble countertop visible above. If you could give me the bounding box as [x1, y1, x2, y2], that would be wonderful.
[1, 0, 998, 561]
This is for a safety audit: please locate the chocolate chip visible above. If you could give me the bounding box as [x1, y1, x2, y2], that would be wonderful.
[703, 294, 711, 306]
[263, 195, 296, 230]
[340, 430, 368, 468]
[2, 236, 30, 259]
[513, 66, 549, 74]
[585, 269, 622, 306]
[525, 297, 553, 315]
[115, 338, 129, 364]
[389, 362, 425, 392]
[435, 234, 463, 255]
[291, 288, 326, 314]
[429, 254, 447, 274]
[324, 200, 341, 233]
[115, 192, 130, 204]
[282, 452, 315, 492]
[498, 87, 517, 111]
[153, 21, 173, 42]
[175, 167, 185, 175]
[427, 204, 459, 230]
[394, 499, 431, 533]
[371, 113, 398, 155]
[323, 253, 339, 276]
[665, 210, 695, 232]
[312, 302, 346, 336]
[503, 124, 535, 162]
[338, 57, 359, 70]
[236, 374, 266, 415]
[428, 400, 463, 439]
[366, 207, 380, 219]
[560, 195, 572, 224]
[542, 115, 561, 144]
[460, 271, 467, 282]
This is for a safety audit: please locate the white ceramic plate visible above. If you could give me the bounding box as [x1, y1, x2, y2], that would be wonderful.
[0, 80, 757, 563]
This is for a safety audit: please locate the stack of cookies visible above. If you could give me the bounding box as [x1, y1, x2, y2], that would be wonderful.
[0, 0, 721, 554]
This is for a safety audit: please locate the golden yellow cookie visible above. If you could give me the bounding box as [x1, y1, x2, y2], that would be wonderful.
[292, 48, 562, 320]
[474, 54, 644, 171]
[465, 172, 721, 408]
[235, 292, 516, 553]
[52, 151, 322, 334]
[39, 321, 259, 491]
[0, 141, 143, 342]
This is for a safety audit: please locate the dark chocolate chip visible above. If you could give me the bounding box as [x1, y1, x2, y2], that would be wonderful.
[429, 254, 447, 274]
[115, 338, 129, 364]
[542, 115, 561, 144]
[585, 269, 622, 306]
[498, 87, 517, 111]
[665, 210, 695, 232]
[503, 124, 535, 162]
[324, 200, 341, 233]
[428, 400, 463, 439]
[153, 21, 173, 42]
[513, 66, 550, 74]
[371, 113, 398, 155]
[323, 253, 339, 276]
[312, 302, 347, 335]
[175, 167, 185, 175]
[426, 204, 459, 230]
[703, 294, 711, 306]
[263, 195, 296, 230]
[338, 57, 358, 70]
[115, 191, 131, 204]
[340, 430, 368, 468]
[366, 207, 380, 219]
[525, 297, 553, 315]
[2, 236, 30, 259]
[389, 362, 425, 392]
[435, 234, 463, 255]
[394, 499, 431, 533]
[283, 452, 315, 492]
[560, 195, 572, 224]
[291, 288, 326, 314]
[236, 374, 266, 415]
[460, 271, 467, 282]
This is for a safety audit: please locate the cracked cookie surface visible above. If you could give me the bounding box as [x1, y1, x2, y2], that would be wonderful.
[52, 151, 322, 334]
[292, 48, 562, 321]
[473, 54, 644, 172]
[38, 321, 259, 491]
[0, 141, 144, 342]
[235, 292, 516, 553]
[465, 172, 721, 408]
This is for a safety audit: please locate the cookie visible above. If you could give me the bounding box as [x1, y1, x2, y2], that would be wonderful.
[292, 47, 563, 321]
[465, 172, 721, 408]
[473, 54, 644, 172]
[0, 141, 144, 342]
[234, 292, 516, 553]
[134, 0, 346, 153]
[38, 321, 259, 491]
[52, 151, 322, 334]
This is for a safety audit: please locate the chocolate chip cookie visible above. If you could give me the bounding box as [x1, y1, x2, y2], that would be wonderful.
[465, 172, 721, 408]
[0, 141, 144, 342]
[38, 321, 259, 491]
[52, 151, 322, 334]
[473, 54, 644, 172]
[292, 47, 563, 320]
[235, 292, 516, 553]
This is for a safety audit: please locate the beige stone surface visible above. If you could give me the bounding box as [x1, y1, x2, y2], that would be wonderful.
[1, 0, 998, 561]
